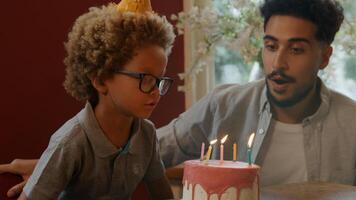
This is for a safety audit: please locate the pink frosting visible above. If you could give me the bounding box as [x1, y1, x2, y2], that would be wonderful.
[183, 160, 260, 200]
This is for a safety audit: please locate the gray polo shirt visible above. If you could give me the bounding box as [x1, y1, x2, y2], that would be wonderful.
[24, 103, 165, 200]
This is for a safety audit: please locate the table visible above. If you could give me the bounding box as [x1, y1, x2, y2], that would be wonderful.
[261, 182, 356, 200]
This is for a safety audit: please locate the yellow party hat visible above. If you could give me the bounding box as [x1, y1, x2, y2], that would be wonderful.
[117, 0, 153, 13]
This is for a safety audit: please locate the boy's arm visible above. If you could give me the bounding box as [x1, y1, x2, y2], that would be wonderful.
[145, 176, 173, 199]
[23, 140, 79, 200]
[0, 159, 38, 197]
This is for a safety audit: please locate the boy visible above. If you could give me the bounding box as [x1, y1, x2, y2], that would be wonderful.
[17, 0, 175, 199]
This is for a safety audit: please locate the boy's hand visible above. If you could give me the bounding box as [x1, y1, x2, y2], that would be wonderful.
[0, 159, 38, 197]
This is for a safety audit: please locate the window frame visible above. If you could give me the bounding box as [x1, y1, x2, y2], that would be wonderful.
[183, 0, 215, 109]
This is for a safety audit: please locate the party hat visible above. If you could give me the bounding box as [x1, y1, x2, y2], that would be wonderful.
[117, 0, 153, 13]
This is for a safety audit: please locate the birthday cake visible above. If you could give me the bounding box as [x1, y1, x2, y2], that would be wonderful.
[182, 160, 260, 200]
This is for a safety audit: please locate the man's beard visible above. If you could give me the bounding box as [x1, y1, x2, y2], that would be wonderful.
[265, 77, 315, 108]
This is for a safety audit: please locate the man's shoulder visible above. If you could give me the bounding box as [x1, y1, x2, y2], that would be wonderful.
[209, 79, 265, 104]
[212, 79, 265, 94]
[327, 90, 356, 126]
[329, 90, 356, 111]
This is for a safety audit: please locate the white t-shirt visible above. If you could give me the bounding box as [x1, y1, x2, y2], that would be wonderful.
[260, 120, 307, 186]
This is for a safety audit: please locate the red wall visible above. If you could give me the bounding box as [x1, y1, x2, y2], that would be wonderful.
[0, 0, 184, 163]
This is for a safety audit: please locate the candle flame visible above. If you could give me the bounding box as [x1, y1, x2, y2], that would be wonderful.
[210, 139, 218, 145]
[220, 135, 228, 144]
[247, 133, 255, 148]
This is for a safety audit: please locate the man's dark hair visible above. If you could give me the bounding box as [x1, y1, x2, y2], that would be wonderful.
[260, 0, 344, 44]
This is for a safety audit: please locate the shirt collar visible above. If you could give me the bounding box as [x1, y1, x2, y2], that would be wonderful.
[259, 83, 270, 114]
[77, 102, 141, 158]
[302, 78, 330, 123]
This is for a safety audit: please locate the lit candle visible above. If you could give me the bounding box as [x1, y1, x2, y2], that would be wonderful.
[220, 135, 228, 162]
[200, 142, 205, 161]
[247, 133, 255, 165]
[205, 139, 217, 162]
[233, 143, 237, 161]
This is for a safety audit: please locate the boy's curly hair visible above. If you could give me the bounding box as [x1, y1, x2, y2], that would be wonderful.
[260, 0, 344, 44]
[63, 3, 175, 105]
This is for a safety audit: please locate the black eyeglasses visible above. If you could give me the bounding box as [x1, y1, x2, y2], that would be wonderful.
[114, 70, 173, 96]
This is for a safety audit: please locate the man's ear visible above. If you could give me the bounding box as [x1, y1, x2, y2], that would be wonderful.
[319, 45, 333, 70]
[91, 76, 108, 95]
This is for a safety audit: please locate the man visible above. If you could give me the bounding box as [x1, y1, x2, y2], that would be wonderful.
[157, 0, 356, 186]
[1, 0, 356, 197]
